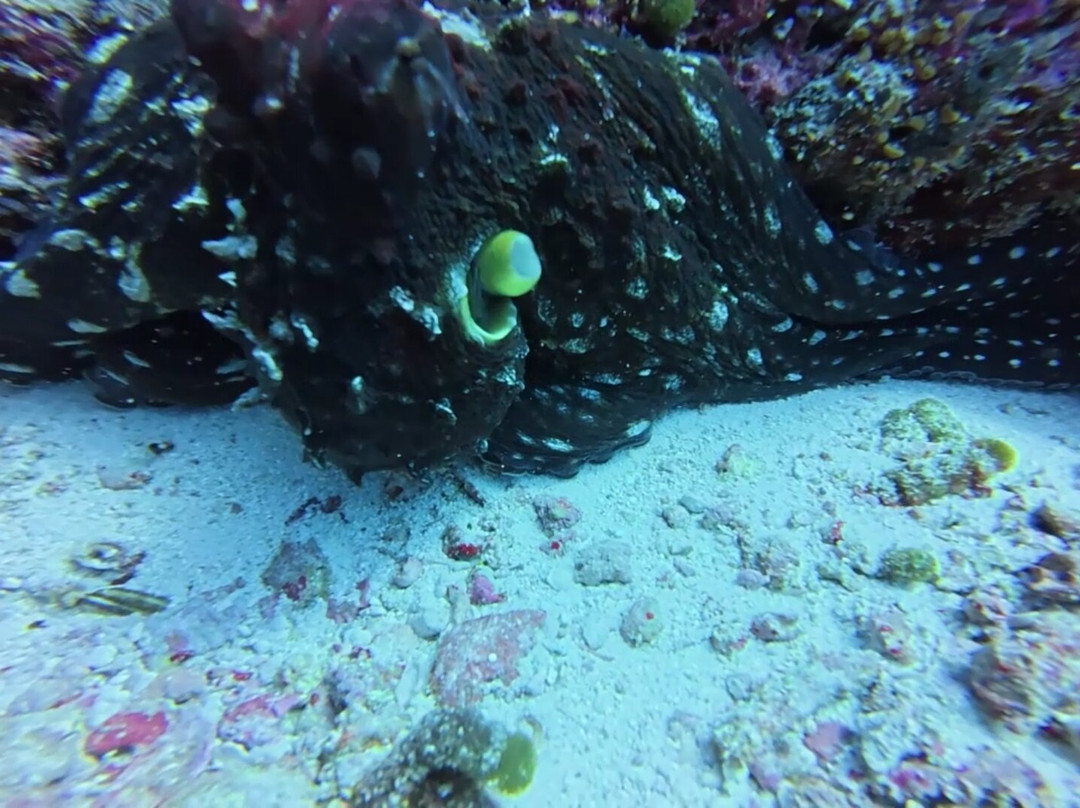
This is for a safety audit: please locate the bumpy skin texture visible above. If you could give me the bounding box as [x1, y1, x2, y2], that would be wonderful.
[169, 0, 530, 474]
[0, 20, 251, 404]
[0, 0, 1077, 480]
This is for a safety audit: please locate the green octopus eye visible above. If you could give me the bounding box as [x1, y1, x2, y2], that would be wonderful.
[476, 230, 543, 297]
[459, 229, 542, 344]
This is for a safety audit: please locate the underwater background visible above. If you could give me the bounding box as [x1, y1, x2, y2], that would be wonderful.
[1, 1, 1079, 805]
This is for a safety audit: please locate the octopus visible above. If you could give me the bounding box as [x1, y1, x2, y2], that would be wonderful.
[0, 0, 1076, 480]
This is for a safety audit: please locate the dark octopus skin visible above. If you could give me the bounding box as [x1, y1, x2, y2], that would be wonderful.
[0, 0, 1076, 480]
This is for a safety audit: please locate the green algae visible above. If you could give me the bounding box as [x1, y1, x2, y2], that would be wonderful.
[876, 398, 1017, 505]
[971, 437, 1018, 474]
[490, 732, 538, 795]
[877, 547, 939, 586]
[636, 0, 695, 38]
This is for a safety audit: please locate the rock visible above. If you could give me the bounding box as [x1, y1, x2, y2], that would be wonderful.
[391, 556, 423, 589]
[661, 504, 691, 528]
[430, 610, 546, 707]
[581, 621, 610, 651]
[410, 605, 448, 641]
[572, 542, 633, 586]
[678, 495, 708, 514]
[968, 610, 1080, 747]
[859, 608, 916, 665]
[85, 710, 168, 758]
[532, 496, 581, 537]
[874, 399, 1015, 505]
[259, 539, 330, 606]
[750, 612, 801, 643]
[876, 546, 940, 586]
[750, 537, 805, 591]
[620, 597, 663, 647]
[1020, 552, 1080, 606]
[715, 444, 760, 477]
[1032, 501, 1080, 542]
[735, 568, 769, 590]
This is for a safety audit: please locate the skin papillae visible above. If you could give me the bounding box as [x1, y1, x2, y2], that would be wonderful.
[0, 0, 1076, 480]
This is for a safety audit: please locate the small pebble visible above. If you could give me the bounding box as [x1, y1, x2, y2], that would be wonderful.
[162, 668, 207, 703]
[962, 588, 1012, 626]
[725, 673, 756, 702]
[860, 608, 915, 665]
[1032, 501, 1080, 541]
[343, 625, 374, 649]
[391, 557, 423, 589]
[82, 643, 119, 670]
[394, 662, 421, 709]
[620, 597, 663, 647]
[573, 542, 633, 586]
[749, 612, 800, 642]
[381, 520, 411, 543]
[751, 538, 803, 592]
[96, 464, 152, 490]
[715, 444, 758, 477]
[668, 540, 693, 556]
[1022, 551, 1080, 605]
[735, 568, 769, 589]
[467, 572, 504, 605]
[581, 621, 610, 651]
[411, 604, 449, 640]
[678, 495, 708, 514]
[672, 558, 697, 578]
[533, 496, 582, 537]
[661, 505, 690, 529]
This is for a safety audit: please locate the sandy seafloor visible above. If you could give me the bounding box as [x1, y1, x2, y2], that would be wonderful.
[1, 378, 1079, 807]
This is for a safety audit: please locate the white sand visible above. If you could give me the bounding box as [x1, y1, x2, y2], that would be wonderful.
[1, 379, 1078, 806]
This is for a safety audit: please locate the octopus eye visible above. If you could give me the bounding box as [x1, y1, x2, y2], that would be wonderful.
[476, 231, 544, 297]
[459, 231, 543, 345]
